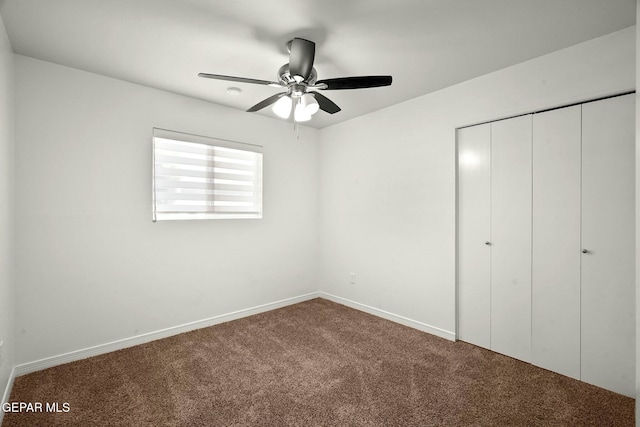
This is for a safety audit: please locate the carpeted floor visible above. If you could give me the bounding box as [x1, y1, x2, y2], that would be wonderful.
[2, 298, 635, 426]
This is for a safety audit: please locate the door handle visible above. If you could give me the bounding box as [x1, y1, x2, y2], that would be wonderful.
[582, 249, 589, 254]
[485, 241, 491, 246]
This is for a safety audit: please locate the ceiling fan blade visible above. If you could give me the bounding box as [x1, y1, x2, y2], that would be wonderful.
[198, 73, 281, 87]
[311, 92, 341, 114]
[316, 76, 392, 90]
[289, 38, 315, 82]
[246, 92, 287, 112]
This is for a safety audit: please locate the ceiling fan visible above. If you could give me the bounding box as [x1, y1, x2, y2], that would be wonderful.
[198, 38, 392, 123]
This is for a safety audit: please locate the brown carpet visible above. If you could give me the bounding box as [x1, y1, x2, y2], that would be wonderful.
[2, 298, 635, 426]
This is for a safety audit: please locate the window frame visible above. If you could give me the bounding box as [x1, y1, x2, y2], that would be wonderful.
[152, 128, 263, 221]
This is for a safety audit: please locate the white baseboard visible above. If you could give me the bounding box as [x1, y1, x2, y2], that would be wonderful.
[0, 366, 17, 425]
[14, 292, 320, 377]
[11, 291, 454, 381]
[319, 292, 456, 341]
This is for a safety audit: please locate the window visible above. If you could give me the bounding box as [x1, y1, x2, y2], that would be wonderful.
[152, 128, 263, 221]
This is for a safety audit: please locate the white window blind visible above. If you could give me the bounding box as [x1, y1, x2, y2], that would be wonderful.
[152, 128, 263, 221]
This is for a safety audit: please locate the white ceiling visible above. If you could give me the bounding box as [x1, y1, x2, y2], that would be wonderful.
[0, 0, 635, 128]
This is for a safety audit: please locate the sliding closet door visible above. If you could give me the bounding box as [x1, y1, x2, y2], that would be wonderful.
[531, 106, 581, 379]
[581, 94, 635, 397]
[457, 124, 491, 348]
[490, 115, 532, 363]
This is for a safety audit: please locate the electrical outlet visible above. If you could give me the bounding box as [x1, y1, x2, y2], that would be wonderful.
[349, 273, 356, 284]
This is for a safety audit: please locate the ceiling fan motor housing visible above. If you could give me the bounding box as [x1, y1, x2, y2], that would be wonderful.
[277, 64, 317, 87]
[290, 84, 307, 98]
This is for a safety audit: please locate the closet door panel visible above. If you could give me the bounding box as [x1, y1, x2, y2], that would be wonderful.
[490, 115, 532, 363]
[531, 106, 581, 379]
[581, 94, 635, 397]
[457, 124, 491, 348]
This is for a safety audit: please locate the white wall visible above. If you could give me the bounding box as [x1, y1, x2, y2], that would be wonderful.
[319, 27, 635, 338]
[0, 13, 14, 397]
[13, 55, 319, 364]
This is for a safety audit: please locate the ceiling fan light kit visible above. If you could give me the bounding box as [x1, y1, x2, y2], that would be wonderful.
[198, 37, 393, 125]
[294, 100, 312, 122]
[300, 93, 319, 115]
[272, 95, 293, 119]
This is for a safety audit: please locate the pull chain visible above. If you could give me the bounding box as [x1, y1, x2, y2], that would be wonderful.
[294, 99, 300, 139]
